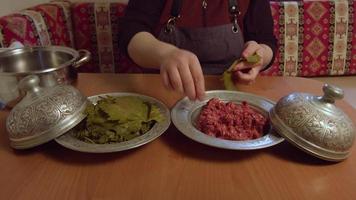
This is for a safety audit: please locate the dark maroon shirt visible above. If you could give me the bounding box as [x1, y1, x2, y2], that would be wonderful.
[119, 0, 277, 68]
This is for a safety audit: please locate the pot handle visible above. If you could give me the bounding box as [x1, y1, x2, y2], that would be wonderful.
[72, 49, 91, 69]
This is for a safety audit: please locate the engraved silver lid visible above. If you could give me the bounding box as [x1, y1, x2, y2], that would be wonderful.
[6, 75, 87, 149]
[269, 84, 356, 161]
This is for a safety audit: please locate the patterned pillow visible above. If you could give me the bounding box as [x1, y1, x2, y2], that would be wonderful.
[0, 0, 73, 48]
[262, 1, 356, 77]
[71, 2, 142, 73]
[30, 2, 73, 47]
[0, 13, 41, 47]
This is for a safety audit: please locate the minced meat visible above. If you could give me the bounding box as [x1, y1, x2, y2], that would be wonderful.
[196, 98, 268, 140]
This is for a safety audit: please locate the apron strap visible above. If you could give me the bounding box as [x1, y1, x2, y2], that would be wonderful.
[228, 0, 241, 33]
[228, 0, 238, 13]
[171, 0, 182, 18]
[165, 0, 182, 33]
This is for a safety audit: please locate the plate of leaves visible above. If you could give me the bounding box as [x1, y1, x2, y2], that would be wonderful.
[55, 93, 171, 153]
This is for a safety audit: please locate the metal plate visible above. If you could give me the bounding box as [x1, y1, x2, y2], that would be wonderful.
[55, 93, 171, 153]
[171, 90, 284, 150]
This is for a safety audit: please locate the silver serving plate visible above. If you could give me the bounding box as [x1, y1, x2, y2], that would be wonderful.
[55, 93, 171, 153]
[171, 90, 284, 150]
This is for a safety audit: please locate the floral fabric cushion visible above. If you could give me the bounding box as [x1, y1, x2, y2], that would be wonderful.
[71, 2, 142, 73]
[0, 14, 41, 47]
[262, 1, 356, 76]
[0, 0, 73, 48]
[30, 3, 73, 47]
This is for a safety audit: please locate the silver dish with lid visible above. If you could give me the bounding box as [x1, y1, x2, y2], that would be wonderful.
[269, 84, 355, 161]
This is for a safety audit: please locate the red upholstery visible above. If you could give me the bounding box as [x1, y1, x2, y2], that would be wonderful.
[0, 14, 41, 47]
[1, 1, 356, 76]
[30, 3, 72, 47]
[0, 0, 73, 47]
[262, 1, 356, 76]
[71, 2, 142, 73]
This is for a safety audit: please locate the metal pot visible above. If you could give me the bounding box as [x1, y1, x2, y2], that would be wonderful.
[0, 46, 91, 108]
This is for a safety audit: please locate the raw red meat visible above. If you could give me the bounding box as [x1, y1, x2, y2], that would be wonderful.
[197, 98, 268, 140]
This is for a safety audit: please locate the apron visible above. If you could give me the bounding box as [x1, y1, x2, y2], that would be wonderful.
[157, 0, 245, 74]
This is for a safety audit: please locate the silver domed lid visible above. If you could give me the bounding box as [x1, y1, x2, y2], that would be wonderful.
[6, 75, 87, 149]
[269, 84, 356, 162]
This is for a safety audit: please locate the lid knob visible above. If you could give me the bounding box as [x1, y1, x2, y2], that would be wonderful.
[320, 84, 344, 104]
[18, 75, 41, 94]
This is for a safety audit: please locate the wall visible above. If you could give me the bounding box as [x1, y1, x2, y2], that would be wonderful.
[0, 0, 48, 17]
[0, 0, 129, 17]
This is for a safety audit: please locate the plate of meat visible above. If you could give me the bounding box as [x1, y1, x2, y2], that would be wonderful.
[171, 90, 284, 150]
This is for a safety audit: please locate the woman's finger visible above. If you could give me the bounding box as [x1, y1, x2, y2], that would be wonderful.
[242, 41, 259, 58]
[236, 67, 259, 84]
[249, 67, 260, 80]
[255, 47, 265, 66]
[167, 65, 184, 94]
[234, 61, 252, 71]
[236, 71, 253, 84]
[160, 68, 173, 90]
[189, 55, 205, 101]
[177, 64, 196, 100]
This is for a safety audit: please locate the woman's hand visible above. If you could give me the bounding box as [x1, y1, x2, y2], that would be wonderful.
[127, 32, 205, 101]
[232, 41, 273, 85]
[160, 48, 205, 101]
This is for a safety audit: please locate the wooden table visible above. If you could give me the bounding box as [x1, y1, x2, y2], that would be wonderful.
[1, 74, 355, 200]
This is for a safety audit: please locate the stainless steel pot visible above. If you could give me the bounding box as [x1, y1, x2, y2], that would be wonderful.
[0, 46, 91, 107]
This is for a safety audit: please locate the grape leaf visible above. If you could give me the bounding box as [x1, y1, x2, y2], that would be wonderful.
[72, 96, 164, 144]
[98, 96, 148, 122]
[246, 53, 261, 63]
[222, 53, 262, 90]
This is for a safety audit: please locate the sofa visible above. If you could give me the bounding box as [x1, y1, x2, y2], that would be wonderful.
[1, 0, 355, 76]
